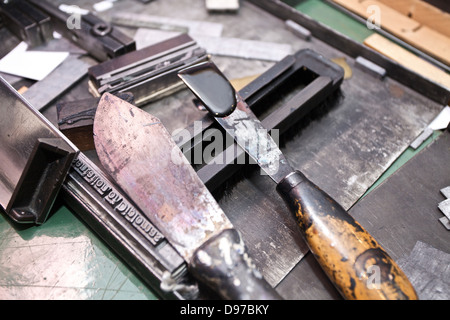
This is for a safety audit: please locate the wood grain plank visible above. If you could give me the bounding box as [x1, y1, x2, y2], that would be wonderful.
[377, 0, 450, 38]
[364, 33, 450, 90]
[332, 0, 450, 65]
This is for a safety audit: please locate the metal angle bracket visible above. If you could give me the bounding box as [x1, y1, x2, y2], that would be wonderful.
[0, 77, 78, 225]
[7, 137, 77, 224]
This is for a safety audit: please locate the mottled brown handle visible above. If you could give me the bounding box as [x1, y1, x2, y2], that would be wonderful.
[277, 171, 418, 300]
[190, 229, 283, 300]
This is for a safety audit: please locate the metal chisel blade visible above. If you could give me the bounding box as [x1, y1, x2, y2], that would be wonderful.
[215, 96, 294, 183]
[178, 62, 293, 183]
[93, 93, 232, 261]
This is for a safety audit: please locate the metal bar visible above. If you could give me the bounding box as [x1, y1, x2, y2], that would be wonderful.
[285, 19, 311, 40]
[112, 12, 224, 37]
[17, 0, 53, 44]
[22, 55, 92, 111]
[355, 56, 387, 79]
[205, 0, 240, 12]
[0, 1, 42, 47]
[193, 35, 292, 61]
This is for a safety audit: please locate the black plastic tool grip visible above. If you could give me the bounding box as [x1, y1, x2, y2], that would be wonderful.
[276, 171, 418, 300]
[190, 229, 282, 300]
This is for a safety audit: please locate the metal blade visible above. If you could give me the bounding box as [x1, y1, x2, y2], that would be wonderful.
[93, 93, 232, 261]
[178, 62, 293, 183]
[216, 94, 294, 183]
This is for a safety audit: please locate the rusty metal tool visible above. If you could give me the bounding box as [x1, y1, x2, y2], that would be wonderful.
[93, 93, 282, 300]
[178, 61, 418, 300]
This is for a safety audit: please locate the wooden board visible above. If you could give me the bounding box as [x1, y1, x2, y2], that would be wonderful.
[332, 0, 450, 66]
[364, 33, 450, 90]
[377, 0, 450, 38]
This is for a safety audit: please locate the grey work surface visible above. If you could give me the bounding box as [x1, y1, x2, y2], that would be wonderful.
[0, 0, 447, 299]
[398, 241, 450, 300]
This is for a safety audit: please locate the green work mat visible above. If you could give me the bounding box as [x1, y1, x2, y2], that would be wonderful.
[0, 204, 157, 300]
[283, 0, 374, 43]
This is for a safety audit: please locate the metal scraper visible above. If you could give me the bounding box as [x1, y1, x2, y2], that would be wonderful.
[93, 93, 281, 300]
[178, 61, 418, 300]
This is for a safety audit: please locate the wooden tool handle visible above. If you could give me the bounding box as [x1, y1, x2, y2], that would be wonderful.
[276, 171, 418, 300]
[190, 229, 283, 300]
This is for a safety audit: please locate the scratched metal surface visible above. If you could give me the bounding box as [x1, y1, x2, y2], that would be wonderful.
[0, 0, 445, 300]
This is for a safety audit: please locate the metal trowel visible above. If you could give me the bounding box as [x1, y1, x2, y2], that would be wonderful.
[93, 93, 281, 300]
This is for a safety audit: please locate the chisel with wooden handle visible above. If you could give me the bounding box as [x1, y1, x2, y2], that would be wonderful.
[178, 61, 418, 300]
[93, 93, 281, 300]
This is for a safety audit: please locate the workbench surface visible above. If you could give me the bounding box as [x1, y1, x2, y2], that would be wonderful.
[0, 0, 449, 300]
